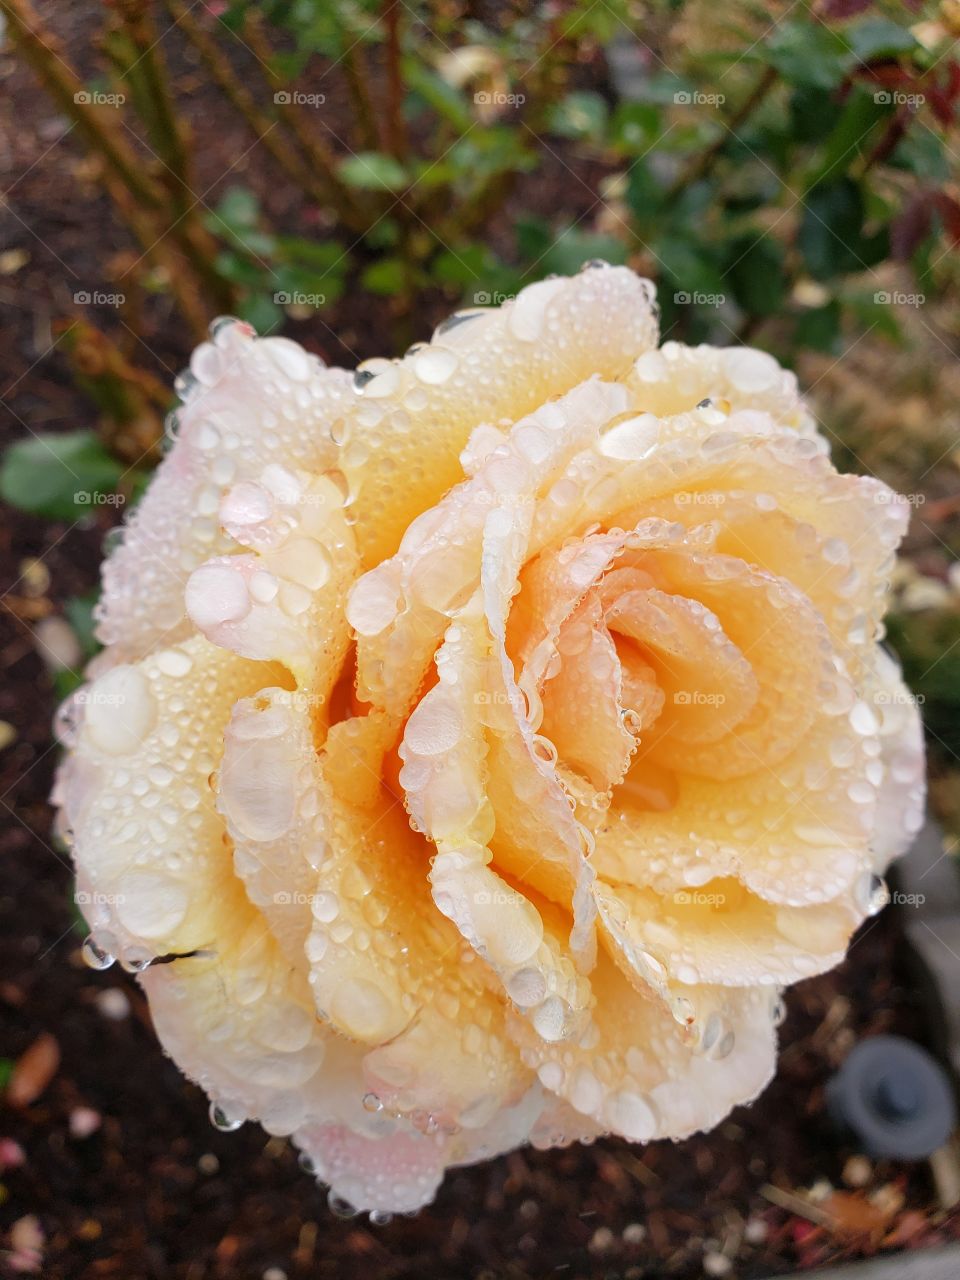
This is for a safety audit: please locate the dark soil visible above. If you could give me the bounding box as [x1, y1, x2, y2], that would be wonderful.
[1, 5, 959, 1279]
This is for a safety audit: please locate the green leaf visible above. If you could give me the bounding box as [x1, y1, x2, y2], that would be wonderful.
[339, 152, 408, 191]
[546, 91, 608, 140]
[723, 234, 787, 316]
[846, 17, 917, 63]
[608, 102, 663, 153]
[892, 128, 951, 183]
[213, 185, 261, 231]
[403, 59, 473, 133]
[624, 159, 666, 221]
[794, 299, 841, 352]
[798, 178, 887, 280]
[0, 431, 123, 521]
[238, 292, 284, 334]
[273, 236, 347, 272]
[655, 236, 727, 298]
[64, 592, 101, 660]
[361, 258, 407, 296]
[805, 86, 888, 189]
[767, 21, 853, 90]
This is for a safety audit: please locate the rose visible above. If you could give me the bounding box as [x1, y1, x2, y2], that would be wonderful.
[54, 266, 925, 1215]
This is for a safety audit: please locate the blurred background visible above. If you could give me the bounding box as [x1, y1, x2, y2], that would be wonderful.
[1, 1, 960, 1276]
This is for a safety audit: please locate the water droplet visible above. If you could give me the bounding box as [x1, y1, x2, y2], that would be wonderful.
[369, 1210, 393, 1227]
[209, 1102, 244, 1132]
[855, 871, 889, 916]
[119, 945, 154, 973]
[327, 1190, 359, 1218]
[362, 1092, 383, 1113]
[81, 936, 115, 971]
[434, 308, 485, 337]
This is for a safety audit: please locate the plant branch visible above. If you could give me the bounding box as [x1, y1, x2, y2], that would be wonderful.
[665, 64, 778, 203]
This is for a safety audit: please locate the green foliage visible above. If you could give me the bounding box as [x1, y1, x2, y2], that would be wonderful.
[0, 431, 124, 521]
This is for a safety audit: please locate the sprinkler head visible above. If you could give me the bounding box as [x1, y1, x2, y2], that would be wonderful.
[827, 1034, 956, 1161]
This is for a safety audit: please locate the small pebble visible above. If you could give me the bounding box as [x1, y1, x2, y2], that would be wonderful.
[842, 1154, 872, 1188]
[263, 1270, 287, 1280]
[198, 1153, 220, 1175]
[588, 1226, 616, 1255]
[0, 721, 16, 751]
[95, 988, 130, 1020]
[623, 1222, 646, 1244]
[0, 1138, 26, 1170]
[743, 1217, 767, 1244]
[69, 1107, 101, 1139]
[703, 1252, 733, 1277]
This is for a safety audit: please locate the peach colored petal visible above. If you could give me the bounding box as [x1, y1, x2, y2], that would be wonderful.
[97, 323, 350, 659]
[342, 267, 658, 567]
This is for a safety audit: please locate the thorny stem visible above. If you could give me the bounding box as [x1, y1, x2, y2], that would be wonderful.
[343, 42, 382, 152]
[241, 10, 370, 231]
[6, 0, 233, 328]
[164, 0, 338, 211]
[382, 0, 409, 161]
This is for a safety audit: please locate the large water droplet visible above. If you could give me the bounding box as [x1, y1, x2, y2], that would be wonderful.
[209, 1102, 244, 1132]
[327, 1190, 359, 1218]
[81, 936, 116, 971]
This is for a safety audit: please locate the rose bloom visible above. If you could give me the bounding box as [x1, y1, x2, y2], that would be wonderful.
[55, 266, 925, 1214]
